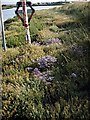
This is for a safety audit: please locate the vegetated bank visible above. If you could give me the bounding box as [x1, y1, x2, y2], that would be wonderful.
[2, 4, 16, 10]
[2, 2, 90, 120]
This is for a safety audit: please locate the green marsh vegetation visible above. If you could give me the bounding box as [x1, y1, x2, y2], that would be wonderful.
[2, 2, 90, 120]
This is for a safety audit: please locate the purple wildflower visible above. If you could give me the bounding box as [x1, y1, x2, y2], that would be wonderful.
[70, 73, 77, 78]
[26, 67, 33, 71]
[32, 41, 42, 46]
[44, 38, 62, 45]
[70, 44, 83, 57]
[33, 68, 42, 76]
[33, 69, 54, 82]
[37, 55, 57, 68]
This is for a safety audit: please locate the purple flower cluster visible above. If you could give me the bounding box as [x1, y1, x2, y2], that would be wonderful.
[70, 44, 83, 57]
[43, 38, 62, 45]
[26, 55, 57, 83]
[33, 68, 54, 82]
[32, 41, 42, 46]
[37, 55, 57, 68]
[32, 38, 62, 46]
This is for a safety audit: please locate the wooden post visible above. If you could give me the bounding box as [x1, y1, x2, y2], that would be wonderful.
[0, 0, 6, 51]
[22, 0, 31, 44]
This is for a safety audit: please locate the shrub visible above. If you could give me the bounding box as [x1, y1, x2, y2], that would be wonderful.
[30, 18, 44, 41]
[6, 35, 25, 48]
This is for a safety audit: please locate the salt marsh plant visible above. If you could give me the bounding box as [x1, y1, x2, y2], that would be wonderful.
[2, 2, 90, 120]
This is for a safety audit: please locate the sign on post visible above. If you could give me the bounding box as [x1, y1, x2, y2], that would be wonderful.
[15, 0, 35, 44]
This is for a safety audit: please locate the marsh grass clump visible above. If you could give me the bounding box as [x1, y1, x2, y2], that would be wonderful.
[49, 24, 60, 32]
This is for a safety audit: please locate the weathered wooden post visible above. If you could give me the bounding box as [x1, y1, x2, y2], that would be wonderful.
[0, 0, 6, 51]
[15, 0, 35, 44]
[22, 0, 31, 43]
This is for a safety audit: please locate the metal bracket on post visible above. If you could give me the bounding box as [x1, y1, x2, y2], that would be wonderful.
[15, 0, 35, 44]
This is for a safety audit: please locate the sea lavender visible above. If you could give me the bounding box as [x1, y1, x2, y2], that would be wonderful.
[70, 44, 83, 57]
[33, 68, 42, 76]
[70, 73, 77, 78]
[32, 38, 61, 46]
[26, 67, 33, 72]
[43, 38, 62, 45]
[37, 55, 57, 68]
[32, 41, 42, 46]
[33, 68, 54, 82]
